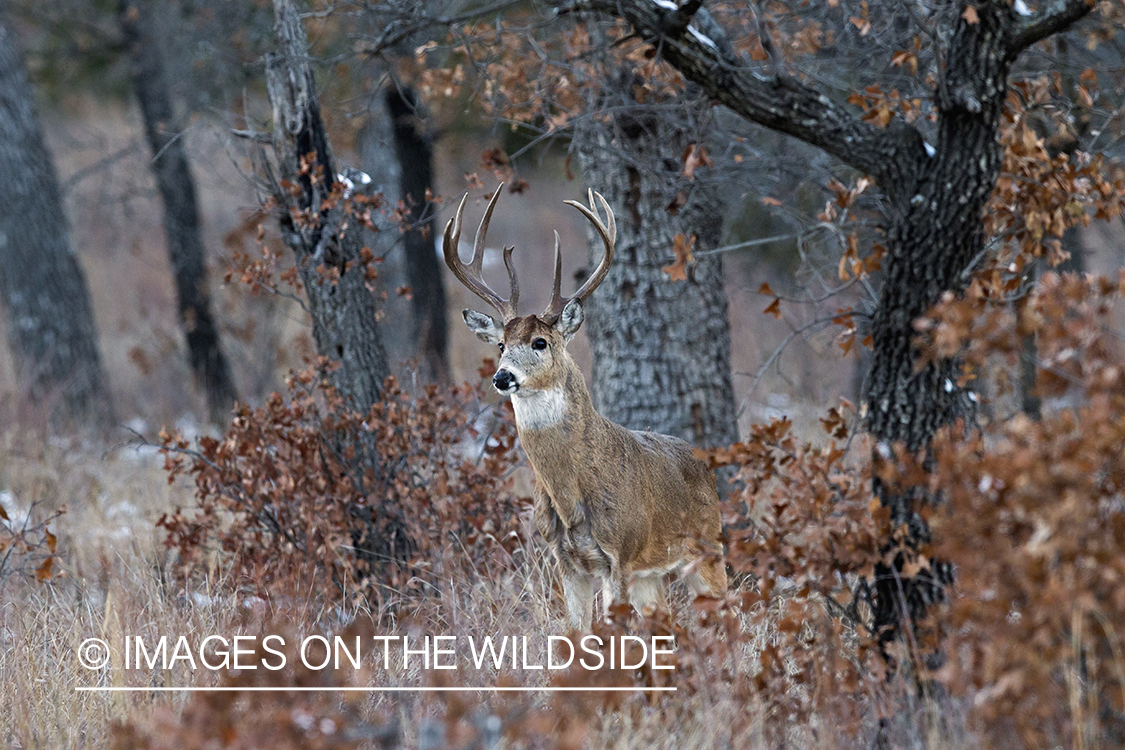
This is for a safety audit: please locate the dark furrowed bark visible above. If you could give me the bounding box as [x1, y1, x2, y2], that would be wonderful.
[267, 0, 406, 575]
[0, 16, 112, 428]
[574, 73, 738, 451]
[864, 3, 1041, 641]
[119, 0, 239, 425]
[386, 87, 450, 384]
[267, 0, 390, 412]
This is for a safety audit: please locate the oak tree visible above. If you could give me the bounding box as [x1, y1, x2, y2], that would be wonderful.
[542, 0, 1102, 645]
[0, 14, 112, 427]
[119, 0, 240, 425]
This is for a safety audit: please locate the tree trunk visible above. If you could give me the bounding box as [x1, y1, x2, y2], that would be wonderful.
[266, 0, 406, 572]
[356, 96, 414, 375]
[861, 5, 1049, 646]
[386, 87, 449, 384]
[119, 0, 239, 425]
[266, 0, 390, 412]
[573, 74, 738, 450]
[0, 17, 112, 427]
[568, 0, 1095, 649]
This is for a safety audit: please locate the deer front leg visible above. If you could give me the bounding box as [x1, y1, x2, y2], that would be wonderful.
[628, 572, 668, 617]
[599, 567, 629, 622]
[560, 565, 595, 632]
[600, 579, 614, 622]
[541, 475, 586, 532]
[533, 486, 562, 541]
[533, 481, 586, 533]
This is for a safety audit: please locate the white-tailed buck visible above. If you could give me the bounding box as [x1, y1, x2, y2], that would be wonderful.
[444, 184, 727, 631]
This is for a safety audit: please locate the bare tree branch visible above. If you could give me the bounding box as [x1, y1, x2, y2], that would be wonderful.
[360, 0, 525, 58]
[1007, 0, 1095, 56]
[554, 0, 929, 196]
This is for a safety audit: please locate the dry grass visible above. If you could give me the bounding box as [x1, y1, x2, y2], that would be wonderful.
[0, 431, 202, 747]
[4, 394, 1111, 748]
[0, 428, 779, 749]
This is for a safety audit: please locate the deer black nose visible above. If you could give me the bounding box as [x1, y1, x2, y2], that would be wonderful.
[493, 369, 517, 392]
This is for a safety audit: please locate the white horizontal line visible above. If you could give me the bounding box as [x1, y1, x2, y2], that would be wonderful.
[77, 686, 676, 693]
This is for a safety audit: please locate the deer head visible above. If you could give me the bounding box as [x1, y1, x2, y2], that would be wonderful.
[443, 184, 616, 399]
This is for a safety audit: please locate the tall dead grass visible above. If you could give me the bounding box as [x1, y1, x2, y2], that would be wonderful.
[0, 427, 770, 749]
[4, 404, 1109, 749]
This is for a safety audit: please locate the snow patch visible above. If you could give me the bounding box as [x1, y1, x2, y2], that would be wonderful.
[124, 417, 149, 435]
[0, 491, 30, 529]
[191, 592, 220, 607]
[336, 167, 372, 199]
[105, 500, 139, 520]
[688, 26, 719, 51]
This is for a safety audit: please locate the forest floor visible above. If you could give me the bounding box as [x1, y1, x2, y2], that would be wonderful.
[0, 429, 777, 749]
[0, 425, 980, 750]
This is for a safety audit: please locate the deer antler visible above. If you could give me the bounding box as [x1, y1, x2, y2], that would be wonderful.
[543, 189, 616, 323]
[442, 184, 520, 321]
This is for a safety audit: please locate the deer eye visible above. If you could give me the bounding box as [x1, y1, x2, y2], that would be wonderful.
[498, 343, 504, 352]
[532, 338, 548, 351]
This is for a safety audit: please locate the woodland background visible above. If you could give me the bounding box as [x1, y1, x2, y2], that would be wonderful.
[1, 0, 1125, 748]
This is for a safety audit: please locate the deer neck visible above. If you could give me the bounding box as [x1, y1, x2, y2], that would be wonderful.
[512, 358, 597, 492]
[510, 355, 594, 436]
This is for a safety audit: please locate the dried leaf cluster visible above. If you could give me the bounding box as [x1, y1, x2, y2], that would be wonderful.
[918, 271, 1125, 746]
[159, 365, 526, 605]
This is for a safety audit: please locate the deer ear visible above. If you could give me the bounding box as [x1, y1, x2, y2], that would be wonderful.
[463, 309, 503, 344]
[556, 299, 584, 341]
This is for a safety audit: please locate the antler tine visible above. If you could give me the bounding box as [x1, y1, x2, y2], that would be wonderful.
[501, 244, 519, 316]
[442, 183, 519, 320]
[549, 230, 562, 307]
[543, 189, 616, 321]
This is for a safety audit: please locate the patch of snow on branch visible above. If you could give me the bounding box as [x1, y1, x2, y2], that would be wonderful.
[688, 26, 718, 51]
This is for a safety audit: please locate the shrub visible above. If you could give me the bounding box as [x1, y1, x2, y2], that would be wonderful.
[0, 496, 62, 592]
[696, 271, 1125, 746]
[159, 360, 526, 605]
[923, 272, 1125, 747]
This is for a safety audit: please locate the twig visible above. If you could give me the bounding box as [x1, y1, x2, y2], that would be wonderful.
[736, 314, 837, 417]
[61, 144, 141, 196]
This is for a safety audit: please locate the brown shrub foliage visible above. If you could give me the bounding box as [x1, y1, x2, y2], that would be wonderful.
[158, 361, 526, 604]
[0, 498, 63, 590]
[692, 272, 1125, 746]
[921, 271, 1125, 747]
[142, 279, 1125, 746]
[698, 413, 902, 740]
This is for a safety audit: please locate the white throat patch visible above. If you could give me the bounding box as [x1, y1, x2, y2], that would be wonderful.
[511, 387, 567, 430]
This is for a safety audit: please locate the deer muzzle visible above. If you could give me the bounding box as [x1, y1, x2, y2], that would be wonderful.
[493, 368, 519, 394]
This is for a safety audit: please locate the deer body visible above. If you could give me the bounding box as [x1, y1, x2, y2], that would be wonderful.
[445, 186, 726, 631]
